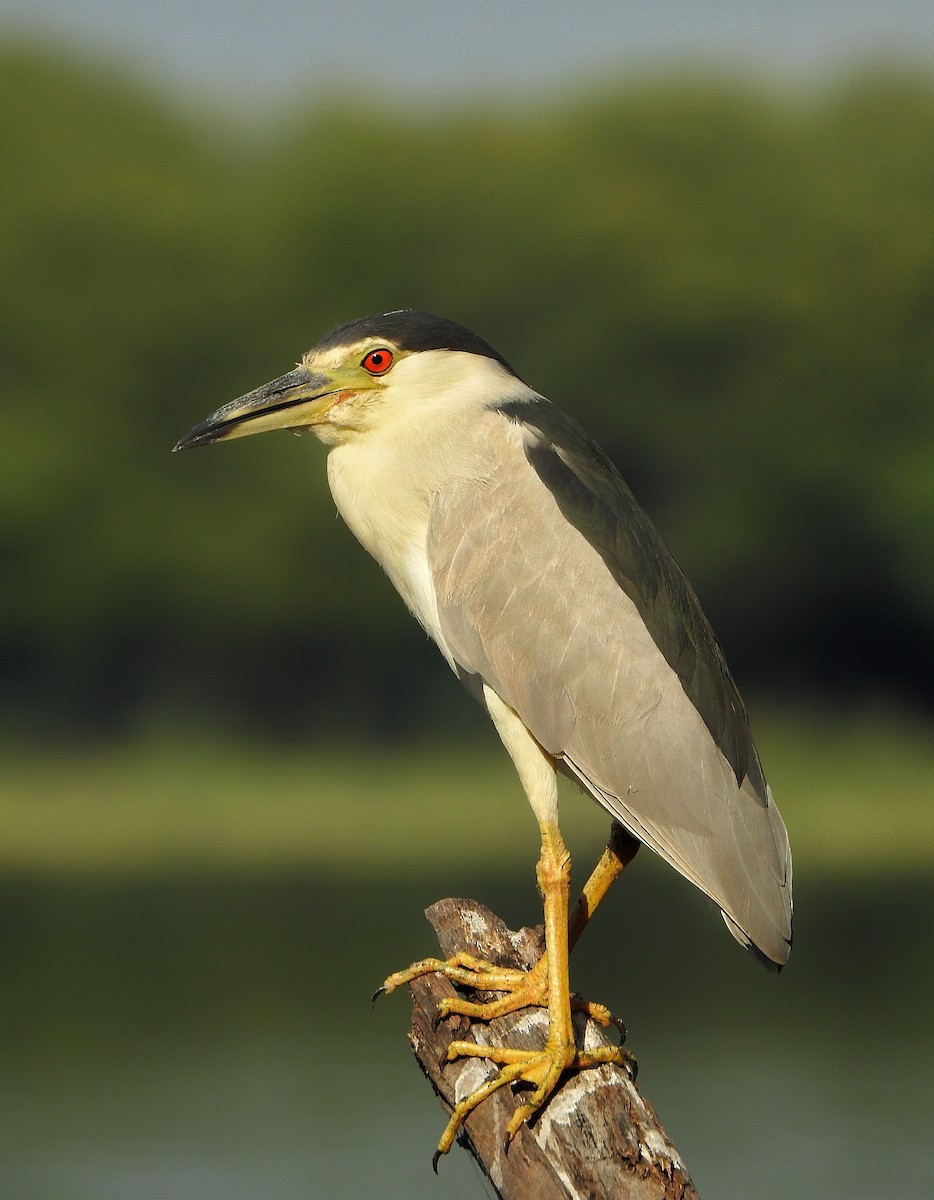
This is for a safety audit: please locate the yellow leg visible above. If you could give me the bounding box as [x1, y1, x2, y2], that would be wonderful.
[432, 820, 632, 1159]
[569, 821, 640, 952]
[377, 822, 640, 1023]
[379, 819, 638, 1163]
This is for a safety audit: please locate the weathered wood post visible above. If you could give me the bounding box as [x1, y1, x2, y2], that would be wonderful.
[407, 897, 699, 1200]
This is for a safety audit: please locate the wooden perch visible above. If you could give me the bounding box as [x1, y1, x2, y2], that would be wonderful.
[407, 898, 699, 1200]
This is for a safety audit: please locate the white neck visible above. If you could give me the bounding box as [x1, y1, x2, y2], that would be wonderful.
[323, 358, 536, 658]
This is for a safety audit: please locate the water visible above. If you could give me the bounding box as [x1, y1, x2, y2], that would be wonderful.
[0, 867, 930, 1199]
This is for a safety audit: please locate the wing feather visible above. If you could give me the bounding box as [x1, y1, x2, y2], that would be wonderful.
[428, 401, 792, 965]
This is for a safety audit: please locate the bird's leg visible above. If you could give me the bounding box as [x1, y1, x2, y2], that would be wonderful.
[443, 820, 640, 1029]
[377, 822, 640, 1025]
[569, 821, 641, 952]
[378, 693, 634, 1159]
[433, 818, 631, 1157]
[376, 820, 637, 1160]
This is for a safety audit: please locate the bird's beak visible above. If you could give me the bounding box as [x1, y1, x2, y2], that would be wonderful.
[173, 365, 354, 451]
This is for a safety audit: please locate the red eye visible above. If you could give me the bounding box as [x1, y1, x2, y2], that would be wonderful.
[361, 348, 394, 375]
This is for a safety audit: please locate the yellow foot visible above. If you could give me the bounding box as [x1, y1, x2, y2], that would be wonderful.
[375, 951, 626, 1037]
[374, 950, 529, 1008]
[432, 1037, 633, 1170]
[374, 949, 634, 1166]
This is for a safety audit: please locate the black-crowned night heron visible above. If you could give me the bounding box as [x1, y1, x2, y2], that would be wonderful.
[175, 310, 792, 1159]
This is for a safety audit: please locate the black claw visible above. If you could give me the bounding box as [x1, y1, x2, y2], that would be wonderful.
[370, 985, 386, 1007]
[502, 1135, 511, 1156]
[433, 1005, 448, 1030]
[431, 1150, 442, 1174]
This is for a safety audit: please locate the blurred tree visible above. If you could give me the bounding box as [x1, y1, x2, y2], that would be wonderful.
[1, 49, 932, 735]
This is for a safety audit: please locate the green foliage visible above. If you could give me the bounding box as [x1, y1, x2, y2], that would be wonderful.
[2, 48, 933, 732]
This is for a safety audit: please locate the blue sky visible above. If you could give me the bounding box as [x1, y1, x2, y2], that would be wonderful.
[3, 0, 934, 108]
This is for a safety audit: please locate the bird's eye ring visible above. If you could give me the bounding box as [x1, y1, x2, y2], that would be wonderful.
[362, 348, 394, 375]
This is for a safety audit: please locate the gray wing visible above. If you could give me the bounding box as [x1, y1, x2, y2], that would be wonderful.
[427, 400, 792, 966]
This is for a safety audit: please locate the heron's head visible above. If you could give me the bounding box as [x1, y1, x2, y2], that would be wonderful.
[173, 311, 522, 452]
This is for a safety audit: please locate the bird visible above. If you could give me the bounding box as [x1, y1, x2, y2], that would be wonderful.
[174, 309, 792, 1160]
